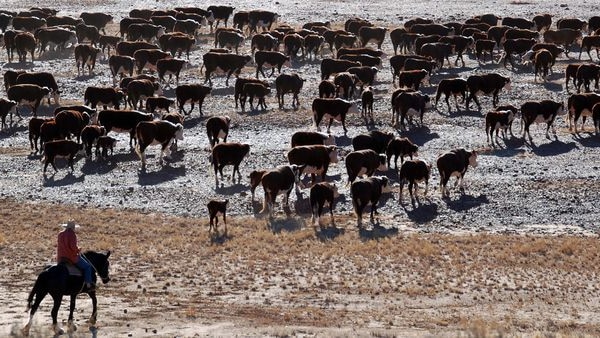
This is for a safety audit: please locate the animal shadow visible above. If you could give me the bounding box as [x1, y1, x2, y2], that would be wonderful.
[358, 222, 399, 240]
[444, 193, 489, 212]
[530, 140, 577, 156]
[42, 171, 85, 187]
[209, 231, 233, 245]
[80, 158, 118, 175]
[137, 165, 186, 185]
[315, 225, 345, 241]
[215, 182, 246, 195]
[402, 198, 439, 224]
[268, 216, 305, 233]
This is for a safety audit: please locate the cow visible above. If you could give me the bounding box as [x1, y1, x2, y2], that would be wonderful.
[39, 119, 63, 151]
[485, 109, 517, 146]
[398, 69, 429, 90]
[15, 31, 36, 62]
[7, 84, 50, 117]
[216, 30, 244, 53]
[593, 103, 600, 135]
[175, 84, 211, 116]
[309, 182, 339, 228]
[350, 176, 392, 227]
[202, 52, 252, 86]
[0, 13, 12, 33]
[3, 30, 22, 62]
[156, 58, 186, 86]
[419, 42, 454, 69]
[74, 44, 100, 75]
[4, 70, 26, 93]
[557, 18, 587, 31]
[75, 23, 100, 46]
[565, 63, 583, 93]
[97, 109, 153, 147]
[126, 79, 161, 110]
[361, 86, 374, 122]
[531, 48, 554, 82]
[352, 130, 394, 154]
[251, 33, 278, 53]
[533, 14, 553, 32]
[15, 72, 60, 105]
[543, 29, 582, 56]
[357, 26, 386, 49]
[589, 16, 600, 34]
[333, 33, 358, 51]
[173, 19, 201, 37]
[210, 142, 250, 184]
[126, 23, 165, 43]
[320, 58, 360, 80]
[312, 98, 359, 135]
[79, 12, 113, 34]
[502, 17, 535, 30]
[80, 124, 106, 158]
[334, 72, 358, 100]
[437, 148, 478, 197]
[42, 140, 84, 173]
[345, 149, 388, 183]
[146, 96, 174, 115]
[390, 28, 409, 54]
[576, 63, 600, 93]
[579, 35, 600, 61]
[389, 54, 432, 82]
[346, 18, 372, 35]
[150, 16, 177, 33]
[404, 18, 434, 30]
[234, 78, 269, 109]
[84, 87, 124, 110]
[304, 34, 324, 60]
[567, 93, 600, 133]
[465, 73, 511, 110]
[339, 54, 382, 68]
[248, 10, 279, 33]
[241, 82, 270, 112]
[275, 73, 304, 109]
[249, 169, 267, 201]
[290, 131, 335, 148]
[108, 55, 135, 85]
[12, 16, 46, 32]
[94, 135, 117, 159]
[28, 117, 53, 152]
[503, 28, 539, 41]
[282, 33, 304, 59]
[392, 91, 431, 130]
[529, 43, 563, 67]
[115, 41, 158, 57]
[439, 35, 474, 67]
[206, 116, 231, 148]
[487, 26, 510, 49]
[162, 33, 195, 60]
[259, 164, 303, 218]
[318, 80, 336, 98]
[435, 78, 468, 112]
[207, 199, 228, 235]
[0, 98, 17, 130]
[398, 159, 431, 205]
[474, 39, 496, 64]
[233, 11, 249, 31]
[521, 100, 566, 141]
[54, 109, 90, 143]
[36, 27, 77, 54]
[207, 5, 235, 30]
[133, 48, 171, 74]
[502, 38, 536, 67]
[287, 145, 338, 186]
[347, 66, 378, 90]
[254, 51, 290, 79]
[119, 17, 150, 38]
[386, 137, 419, 169]
[410, 23, 454, 37]
[135, 120, 184, 169]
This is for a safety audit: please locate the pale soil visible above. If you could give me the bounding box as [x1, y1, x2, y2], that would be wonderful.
[0, 0, 599, 337]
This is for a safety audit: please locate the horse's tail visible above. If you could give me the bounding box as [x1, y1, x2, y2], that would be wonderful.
[26, 270, 47, 311]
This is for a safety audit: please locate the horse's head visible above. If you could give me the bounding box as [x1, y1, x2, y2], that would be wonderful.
[84, 250, 111, 284]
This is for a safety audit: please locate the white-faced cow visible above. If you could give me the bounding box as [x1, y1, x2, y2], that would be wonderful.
[392, 91, 431, 130]
[312, 98, 359, 135]
[206, 115, 231, 148]
[0, 98, 17, 130]
[175, 84, 211, 116]
[287, 145, 339, 186]
[259, 164, 303, 218]
[352, 130, 394, 154]
[135, 120, 184, 169]
[254, 51, 290, 79]
[485, 109, 517, 146]
[345, 149, 388, 183]
[202, 52, 252, 86]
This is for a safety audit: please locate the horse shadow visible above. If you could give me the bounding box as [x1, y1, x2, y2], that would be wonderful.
[401, 198, 439, 224]
[530, 140, 577, 156]
[358, 222, 399, 240]
[443, 193, 489, 212]
[42, 171, 85, 187]
[137, 164, 186, 185]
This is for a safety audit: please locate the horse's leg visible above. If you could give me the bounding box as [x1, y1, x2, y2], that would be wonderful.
[89, 292, 98, 326]
[51, 294, 65, 335]
[23, 289, 46, 335]
[67, 295, 78, 333]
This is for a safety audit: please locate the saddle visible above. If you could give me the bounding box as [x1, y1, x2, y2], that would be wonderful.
[58, 260, 82, 277]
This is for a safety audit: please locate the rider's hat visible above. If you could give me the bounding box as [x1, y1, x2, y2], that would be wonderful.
[60, 220, 80, 229]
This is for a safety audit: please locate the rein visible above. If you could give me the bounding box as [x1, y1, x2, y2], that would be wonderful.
[80, 252, 107, 280]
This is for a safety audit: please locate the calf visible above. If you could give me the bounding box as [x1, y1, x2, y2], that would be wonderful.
[287, 145, 338, 185]
[133, 48, 171, 74]
[283, 33, 304, 59]
[175, 84, 211, 115]
[320, 58, 360, 80]
[347, 66, 378, 90]
[439, 35, 474, 67]
[352, 130, 394, 154]
[487, 26, 510, 49]
[390, 28, 408, 54]
[233, 11, 249, 31]
[15, 31, 36, 62]
[163, 33, 195, 59]
[304, 34, 324, 60]
[157, 58, 186, 86]
[345, 149, 387, 183]
[211, 142, 250, 184]
[80, 124, 106, 158]
[254, 51, 290, 79]
[485, 109, 516, 146]
[275, 73, 304, 109]
[241, 82, 270, 112]
[0, 98, 17, 130]
[502, 38, 536, 67]
[290, 131, 335, 148]
[465, 73, 511, 110]
[350, 176, 392, 227]
[249, 169, 267, 201]
[3, 69, 25, 92]
[146, 96, 174, 115]
[399, 159, 431, 205]
[98, 109, 153, 147]
[135, 120, 184, 168]
[532, 48, 554, 82]
[29, 117, 53, 152]
[74, 44, 100, 75]
[37, 27, 77, 54]
[108, 55, 135, 84]
[312, 98, 359, 135]
[15, 72, 60, 105]
[7, 84, 50, 117]
[259, 165, 303, 218]
[392, 91, 431, 130]
[435, 78, 468, 112]
[251, 33, 278, 53]
[473, 39, 496, 65]
[398, 69, 429, 90]
[206, 116, 231, 148]
[75, 23, 100, 46]
[207, 199, 228, 235]
[565, 63, 583, 93]
[521, 100, 566, 140]
[42, 140, 83, 173]
[202, 52, 252, 86]
[318, 80, 336, 98]
[234, 78, 268, 109]
[579, 35, 600, 61]
[310, 182, 339, 228]
[361, 86, 374, 122]
[386, 137, 419, 169]
[567, 93, 600, 133]
[334, 72, 358, 100]
[127, 79, 161, 110]
[84, 87, 124, 110]
[575, 63, 600, 93]
[389, 54, 432, 82]
[437, 148, 478, 197]
[216, 30, 244, 53]
[419, 42, 454, 69]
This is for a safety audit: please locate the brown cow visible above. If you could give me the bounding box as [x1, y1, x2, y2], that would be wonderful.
[42, 140, 84, 173]
[211, 142, 251, 184]
[135, 120, 184, 168]
[207, 199, 228, 235]
[74, 44, 100, 75]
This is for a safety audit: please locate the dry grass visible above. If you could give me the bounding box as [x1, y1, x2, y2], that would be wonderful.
[2, 198, 600, 335]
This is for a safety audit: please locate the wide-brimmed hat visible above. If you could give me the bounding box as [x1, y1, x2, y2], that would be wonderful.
[60, 220, 80, 229]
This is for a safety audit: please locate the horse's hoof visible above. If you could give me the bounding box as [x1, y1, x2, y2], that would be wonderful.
[68, 320, 77, 333]
[21, 324, 30, 336]
[53, 324, 65, 335]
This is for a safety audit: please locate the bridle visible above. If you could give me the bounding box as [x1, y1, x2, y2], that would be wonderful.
[80, 252, 110, 283]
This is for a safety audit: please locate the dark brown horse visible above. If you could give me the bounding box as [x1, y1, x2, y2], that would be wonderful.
[23, 251, 111, 335]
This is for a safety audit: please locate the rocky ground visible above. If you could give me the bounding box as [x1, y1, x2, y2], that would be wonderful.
[0, 0, 599, 337]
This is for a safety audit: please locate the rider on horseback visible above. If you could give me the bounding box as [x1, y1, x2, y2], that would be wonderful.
[57, 220, 95, 291]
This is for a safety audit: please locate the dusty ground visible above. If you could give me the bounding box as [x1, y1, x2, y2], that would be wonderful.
[1, 0, 600, 336]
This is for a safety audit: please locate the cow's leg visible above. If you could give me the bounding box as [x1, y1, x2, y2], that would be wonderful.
[326, 118, 333, 134]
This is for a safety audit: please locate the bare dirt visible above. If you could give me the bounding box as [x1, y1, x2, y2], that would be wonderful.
[1, 0, 600, 337]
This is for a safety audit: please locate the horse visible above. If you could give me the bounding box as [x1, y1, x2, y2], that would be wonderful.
[23, 250, 111, 336]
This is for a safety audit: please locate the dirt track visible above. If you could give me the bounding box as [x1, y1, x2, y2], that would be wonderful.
[1, 0, 600, 336]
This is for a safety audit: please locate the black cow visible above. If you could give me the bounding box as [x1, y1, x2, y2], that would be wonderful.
[399, 159, 431, 205]
[84, 87, 124, 110]
[312, 98, 360, 135]
[567, 93, 600, 133]
[435, 78, 468, 112]
[437, 148, 478, 197]
[97, 109, 153, 147]
[175, 84, 212, 115]
[392, 91, 431, 130]
[465, 73, 511, 110]
[42, 140, 84, 173]
[386, 137, 419, 169]
[350, 176, 392, 227]
[275, 73, 304, 109]
[211, 142, 250, 185]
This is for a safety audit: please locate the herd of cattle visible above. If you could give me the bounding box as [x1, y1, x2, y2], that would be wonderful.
[0, 6, 600, 228]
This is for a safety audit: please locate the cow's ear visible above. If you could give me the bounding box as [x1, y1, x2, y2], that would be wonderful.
[106, 250, 111, 258]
